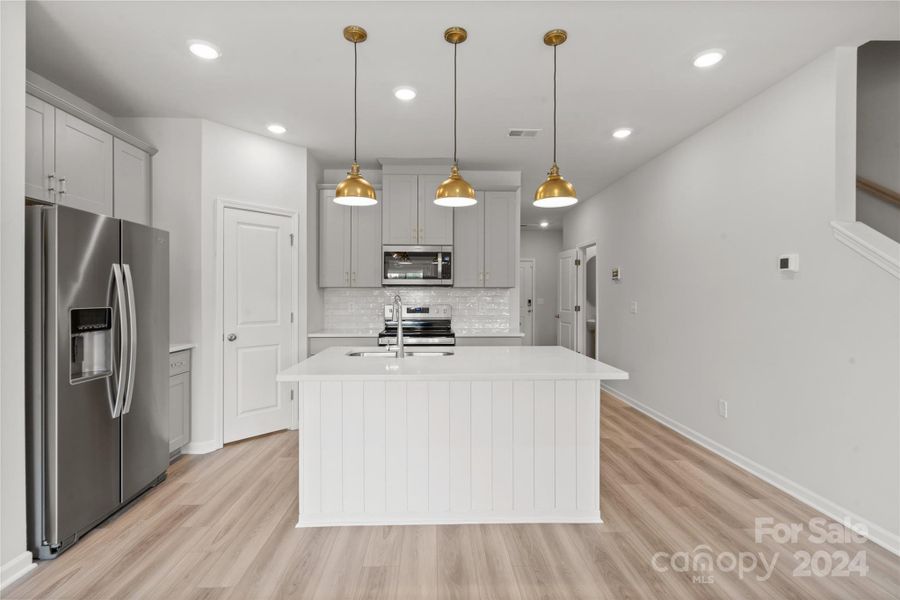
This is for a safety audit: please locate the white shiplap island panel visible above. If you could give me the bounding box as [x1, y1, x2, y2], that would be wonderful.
[277, 346, 628, 527]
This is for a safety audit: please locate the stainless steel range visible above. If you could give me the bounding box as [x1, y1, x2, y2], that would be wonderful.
[378, 303, 455, 347]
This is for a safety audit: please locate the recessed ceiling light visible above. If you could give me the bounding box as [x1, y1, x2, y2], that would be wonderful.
[612, 127, 633, 139]
[267, 123, 286, 135]
[394, 87, 417, 101]
[188, 40, 220, 60]
[693, 49, 725, 68]
[539, 221, 549, 228]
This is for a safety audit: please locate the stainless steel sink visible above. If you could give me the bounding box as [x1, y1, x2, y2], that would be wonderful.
[346, 350, 454, 358]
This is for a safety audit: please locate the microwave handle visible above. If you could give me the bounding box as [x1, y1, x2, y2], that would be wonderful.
[437, 252, 443, 280]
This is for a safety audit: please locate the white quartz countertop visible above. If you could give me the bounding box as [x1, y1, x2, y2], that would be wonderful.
[169, 343, 196, 353]
[307, 330, 525, 338]
[277, 346, 629, 382]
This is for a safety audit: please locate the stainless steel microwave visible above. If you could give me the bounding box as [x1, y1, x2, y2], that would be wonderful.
[383, 245, 453, 286]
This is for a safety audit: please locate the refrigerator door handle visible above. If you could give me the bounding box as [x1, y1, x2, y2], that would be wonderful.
[122, 264, 138, 415]
[111, 264, 128, 419]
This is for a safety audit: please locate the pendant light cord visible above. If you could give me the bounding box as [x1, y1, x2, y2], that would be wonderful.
[353, 41, 358, 164]
[553, 44, 557, 166]
[453, 41, 458, 166]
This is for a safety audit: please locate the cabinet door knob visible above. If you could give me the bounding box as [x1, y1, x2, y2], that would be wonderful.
[227, 333, 237, 341]
[48, 173, 56, 192]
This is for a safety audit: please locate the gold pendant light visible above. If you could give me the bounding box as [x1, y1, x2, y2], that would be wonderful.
[435, 27, 477, 208]
[335, 25, 377, 207]
[534, 29, 578, 208]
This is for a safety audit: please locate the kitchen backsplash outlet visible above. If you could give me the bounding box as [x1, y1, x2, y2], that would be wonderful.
[323, 288, 514, 334]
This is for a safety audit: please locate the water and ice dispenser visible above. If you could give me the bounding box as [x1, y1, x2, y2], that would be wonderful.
[70, 307, 113, 382]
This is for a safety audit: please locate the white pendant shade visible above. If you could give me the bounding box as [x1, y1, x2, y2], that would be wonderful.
[334, 195, 378, 207]
[434, 195, 478, 208]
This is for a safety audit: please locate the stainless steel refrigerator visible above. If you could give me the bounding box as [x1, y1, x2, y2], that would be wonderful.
[25, 204, 170, 559]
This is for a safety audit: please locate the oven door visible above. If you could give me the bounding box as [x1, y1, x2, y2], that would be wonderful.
[383, 245, 453, 286]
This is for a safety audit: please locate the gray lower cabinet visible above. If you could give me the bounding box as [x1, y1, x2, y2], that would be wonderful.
[168, 349, 191, 454]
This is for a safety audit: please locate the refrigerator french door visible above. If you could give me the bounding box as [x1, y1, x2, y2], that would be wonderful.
[26, 204, 169, 559]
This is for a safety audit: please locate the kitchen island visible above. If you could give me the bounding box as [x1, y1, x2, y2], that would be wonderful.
[277, 346, 628, 528]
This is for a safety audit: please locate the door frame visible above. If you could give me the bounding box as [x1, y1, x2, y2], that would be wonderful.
[574, 239, 600, 359]
[214, 198, 301, 449]
[519, 258, 536, 345]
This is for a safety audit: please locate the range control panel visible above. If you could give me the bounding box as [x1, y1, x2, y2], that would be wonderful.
[384, 303, 452, 322]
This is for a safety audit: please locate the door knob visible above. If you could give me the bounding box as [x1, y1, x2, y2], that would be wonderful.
[227, 333, 237, 341]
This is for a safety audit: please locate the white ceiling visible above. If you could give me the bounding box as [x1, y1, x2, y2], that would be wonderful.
[26, 1, 898, 228]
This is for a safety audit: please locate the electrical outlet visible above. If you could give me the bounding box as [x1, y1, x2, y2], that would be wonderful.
[718, 399, 728, 418]
[630, 301, 638, 314]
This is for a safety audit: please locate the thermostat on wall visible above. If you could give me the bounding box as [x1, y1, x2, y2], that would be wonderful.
[611, 267, 621, 281]
[778, 254, 799, 272]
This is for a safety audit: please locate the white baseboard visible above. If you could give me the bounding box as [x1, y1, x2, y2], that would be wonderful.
[0, 551, 35, 591]
[180, 439, 221, 455]
[601, 384, 900, 557]
[297, 512, 602, 528]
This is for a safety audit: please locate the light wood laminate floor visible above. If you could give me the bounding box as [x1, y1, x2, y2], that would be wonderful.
[7, 392, 899, 599]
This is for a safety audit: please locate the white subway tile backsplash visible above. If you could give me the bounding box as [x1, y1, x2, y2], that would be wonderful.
[324, 288, 514, 333]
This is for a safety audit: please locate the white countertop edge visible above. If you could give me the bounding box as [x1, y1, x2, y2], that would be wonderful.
[279, 373, 628, 383]
[307, 331, 526, 338]
[308, 332, 380, 338]
[454, 332, 526, 338]
[169, 343, 196, 353]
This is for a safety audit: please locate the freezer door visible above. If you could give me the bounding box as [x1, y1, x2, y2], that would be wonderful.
[121, 221, 170, 501]
[47, 206, 123, 549]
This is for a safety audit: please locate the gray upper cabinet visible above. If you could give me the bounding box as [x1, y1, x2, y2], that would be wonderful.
[382, 174, 418, 244]
[452, 192, 485, 287]
[451, 190, 516, 288]
[352, 200, 383, 287]
[319, 189, 383, 287]
[25, 93, 153, 222]
[417, 174, 454, 244]
[25, 95, 55, 203]
[382, 173, 453, 245]
[113, 138, 151, 225]
[483, 191, 517, 287]
[319, 189, 352, 287]
[55, 110, 114, 216]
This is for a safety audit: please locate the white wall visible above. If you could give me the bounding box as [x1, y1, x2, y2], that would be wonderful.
[563, 49, 900, 551]
[117, 118, 203, 346]
[0, 0, 35, 588]
[117, 119, 309, 453]
[520, 229, 563, 345]
[856, 41, 900, 242]
[198, 120, 308, 450]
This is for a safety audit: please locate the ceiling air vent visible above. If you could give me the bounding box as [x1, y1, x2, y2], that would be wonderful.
[508, 128, 541, 138]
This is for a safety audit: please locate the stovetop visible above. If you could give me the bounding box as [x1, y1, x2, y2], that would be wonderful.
[378, 304, 455, 346]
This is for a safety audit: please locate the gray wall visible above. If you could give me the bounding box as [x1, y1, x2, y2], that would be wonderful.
[520, 229, 563, 345]
[306, 153, 324, 345]
[563, 50, 900, 549]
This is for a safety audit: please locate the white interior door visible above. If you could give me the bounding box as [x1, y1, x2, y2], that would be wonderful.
[557, 249, 577, 350]
[519, 260, 535, 345]
[223, 207, 294, 443]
